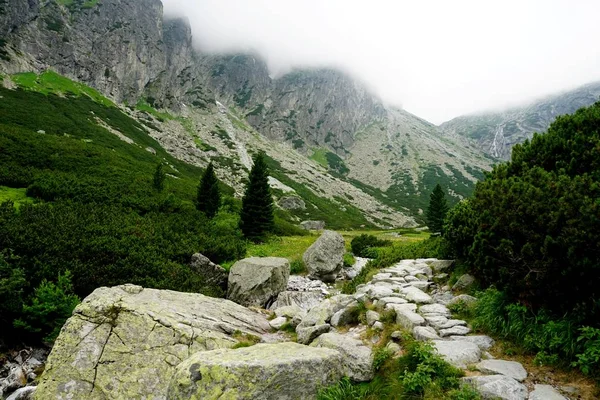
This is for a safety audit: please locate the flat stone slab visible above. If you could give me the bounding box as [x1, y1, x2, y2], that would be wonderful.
[377, 297, 408, 307]
[418, 303, 451, 317]
[413, 326, 440, 341]
[168, 343, 343, 400]
[432, 340, 481, 368]
[476, 360, 527, 382]
[529, 384, 567, 400]
[396, 309, 425, 330]
[440, 325, 471, 337]
[400, 286, 433, 304]
[463, 375, 528, 400]
[450, 335, 495, 351]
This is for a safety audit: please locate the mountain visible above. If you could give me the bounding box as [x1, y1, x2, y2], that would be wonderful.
[440, 82, 600, 159]
[0, 0, 493, 225]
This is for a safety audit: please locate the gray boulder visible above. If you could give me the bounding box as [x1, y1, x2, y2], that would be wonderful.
[529, 385, 567, 400]
[312, 333, 373, 382]
[453, 274, 476, 291]
[278, 196, 306, 210]
[433, 340, 481, 368]
[331, 302, 359, 327]
[450, 335, 495, 351]
[270, 291, 323, 311]
[189, 253, 228, 291]
[297, 324, 332, 345]
[6, 386, 36, 400]
[448, 294, 478, 307]
[429, 260, 455, 272]
[413, 326, 440, 341]
[300, 220, 326, 231]
[463, 375, 528, 400]
[298, 295, 354, 328]
[167, 343, 342, 399]
[227, 257, 290, 307]
[34, 285, 271, 400]
[303, 230, 346, 282]
[476, 360, 527, 382]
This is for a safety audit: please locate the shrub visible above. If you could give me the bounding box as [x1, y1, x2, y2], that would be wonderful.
[350, 234, 391, 257]
[290, 258, 307, 275]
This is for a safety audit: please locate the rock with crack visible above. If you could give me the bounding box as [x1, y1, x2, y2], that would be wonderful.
[167, 343, 342, 399]
[312, 333, 374, 382]
[462, 375, 528, 400]
[413, 326, 440, 341]
[227, 257, 290, 307]
[476, 360, 528, 382]
[303, 230, 346, 282]
[34, 285, 271, 400]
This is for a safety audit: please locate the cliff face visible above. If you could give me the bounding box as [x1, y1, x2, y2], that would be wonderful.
[440, 82, 600, 159]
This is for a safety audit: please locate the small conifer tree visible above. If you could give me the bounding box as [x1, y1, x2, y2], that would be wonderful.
[240, 152, 274, 241]
[196, 162, 221, 219]
[427, 183, 449, 234]
[153, 163, 166, 192]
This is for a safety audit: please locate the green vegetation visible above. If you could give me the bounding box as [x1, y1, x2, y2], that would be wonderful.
[310, 148, 329, 168]
[0, 186, 32, 208]
[444, 101, 600, 377]
[136, 98, 174, 121]
[196, 162, 221, 219]
[350, 234, 392, 258]
[426, 184, 449, 233]
[153, 163, 166, 192]
[240, 152, 274, 241]
[310, 148, 349, 176]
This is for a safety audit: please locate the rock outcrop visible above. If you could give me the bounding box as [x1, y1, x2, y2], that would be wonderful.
[167, 343, 342, 400]
[34, 285, 271, 400]
[303, 230, 345, 282]
[227, 257, 290, 308]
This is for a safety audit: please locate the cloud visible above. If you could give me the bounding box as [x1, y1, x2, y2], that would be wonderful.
[162, 0, 600, 124]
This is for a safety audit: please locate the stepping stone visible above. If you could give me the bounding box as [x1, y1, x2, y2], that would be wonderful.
[425, 315, 449, 329]
[419, 303, 451, 317]
[408, 281, 431, 291]
[366, 310, 380, 326]
[450, 335, 495, 351]
[439, 325, 471, 337]
[377, 297, 408, 307]
[413, 326, 440, 341]
[367, 286, 394, 299]
[462, 375, 528, 400]
[476, 360, 527, 382]
[269, 316, 288, 329]
[529, 385, 567, 400]
[405, 275, 419, 282]
[396, 309, 425, 330]
[439, 319, 467, 329]
[388, 303, 418, 313]
[432, 340, 481, 368]
[400, 286, 433, 304]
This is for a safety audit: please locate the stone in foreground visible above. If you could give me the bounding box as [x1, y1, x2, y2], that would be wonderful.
[297, 324, 331, 345]
[413, 326, 440, 341]
[35, 285, 271, 400]
[528, 384, 567, 400]
[449, 335, 495, 351]
[463, 375, 528, 400]
[432, 340, 481, 368]
[312, 333, 373, 382]
[168, 342, 342, 400]
[227, 257, 290, 307]
[476, 360, 527, 382]
[303, 230, 346, 282]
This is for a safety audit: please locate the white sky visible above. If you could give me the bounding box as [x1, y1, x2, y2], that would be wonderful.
[162, 0, 600, 124]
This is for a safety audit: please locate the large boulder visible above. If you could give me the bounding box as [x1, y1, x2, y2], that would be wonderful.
[303, 230, 346, 282]
[34, 285, 271, 400]
[189, 253, 228, 292]
[227, 257, 290, 307]
[312, 333, 373, 382]
[432, 340, 481, 368]
[278, 196, 306, 210]
[167, 343, 342, 399]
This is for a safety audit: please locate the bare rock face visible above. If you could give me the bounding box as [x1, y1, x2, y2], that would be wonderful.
[303, 230, 345, 282]
[227, 257, 290, 308]
[34, 285, 271, 400]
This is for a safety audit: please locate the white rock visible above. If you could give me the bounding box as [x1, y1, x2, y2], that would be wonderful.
[425, 315, 449, 329]
[429, 260, 454, 272]
[6, 386, 36, 400]
[433, 340, 481, 368]
[439, 319, 467, 329]
[396, 309, 425, 330]
[409, 281, 431, 291]
[386, 342, 401, 353]
[440, 325, 471, 337]
[296, 324, 331, 345]
[378, 297, 408, 307]
[529, 385, 567, 400]
[463, 375, 528, 400]
[269, 317, 288, 330]
[400, 286, 433, 304]
[418, 304, 451, 317]
[449, 335, 495, 351]
[372, 322, 384, 331]
[366, 310, 380, 326]
[447, 294, 478, 307]
[367, 286, 394, 299]
[476, 360, 528, 382]
[413, 326, 440, 341]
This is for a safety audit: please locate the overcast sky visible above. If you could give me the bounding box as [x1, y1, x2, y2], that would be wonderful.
[162, 0, 600, 124]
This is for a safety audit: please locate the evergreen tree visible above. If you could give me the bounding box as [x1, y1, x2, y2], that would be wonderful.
[240, 152, 274, 241]
[196, 162, 221, 219]
[153, 163, 166, 192]
[426, 184, 449, 234]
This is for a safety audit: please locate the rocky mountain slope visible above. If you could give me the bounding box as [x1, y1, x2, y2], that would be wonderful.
[0, 0, 493, 223]
[440, 82, 600, 159]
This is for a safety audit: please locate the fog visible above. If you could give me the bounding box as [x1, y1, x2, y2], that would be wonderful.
[162, 0, 600, 124]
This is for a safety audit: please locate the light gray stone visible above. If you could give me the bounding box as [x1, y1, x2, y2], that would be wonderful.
[227, 257, 290, 307]
[366, 310, 380, 326]
[269, 316, 288, 330]
[429, 260, 455, 272]
[367, 285, 394, 299]
[298, 295, 353, 328]
[433, 340, 481, 368]
[386, 342, 401, 353]
[425, 315, 449, 329]
[270, 291, 323, 311]
[413, 326, 440, 341]
[274, 305, 305, 320]
[476, 360, 527, 382]
[34, 285, 271, 400]
[400, 286, 433, 304]
[463, 375, 528, 400]
[448, 294, 478, 307]
[378, 297, 408, 307]
[372, 321, 384, 331]
[529, 385, 567, 400]
[440, 325, 471, 337]
[331, 302, 359, 327]
[6, 386, 36, 400]
[396, 309, 425, 330]
[303, 230, 346, 282]
[296, 324, 331, 345]
[453, 274, 476, 291]
[167, 342, 342, 400]
[312, 333, 373, 382]
[409, 281, 431, 291]
[278, 196, 306, 210]
[439, 319, 468, 329]
[300, 220, 326, 231]
[419, 303, 451, 317]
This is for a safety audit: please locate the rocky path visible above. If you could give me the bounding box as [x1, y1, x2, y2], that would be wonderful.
[270, 258, 570, 400]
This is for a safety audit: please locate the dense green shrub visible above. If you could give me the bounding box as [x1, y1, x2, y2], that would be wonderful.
[426, 183, 449, 233]
[445, 102, 600, 322]
[350, 234, 391, 257]
[370, 236, 449, 269]
[240, 152, 274, 241]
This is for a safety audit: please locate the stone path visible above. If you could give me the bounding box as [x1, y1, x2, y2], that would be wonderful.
[270, 258, 570, 400]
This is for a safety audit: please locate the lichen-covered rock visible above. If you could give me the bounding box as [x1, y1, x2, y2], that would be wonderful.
[312, 333, 373, 382]
[298, 295, 354, 328]
[303, 230, 345, 282]
[167, 342, 342, 400]
[34, 285, 271, 400]
[227, 257, 290, 307]
[6, 386, 36, 400]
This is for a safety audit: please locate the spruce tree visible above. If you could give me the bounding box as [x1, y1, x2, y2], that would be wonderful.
[196, 162, 221, 219]
[240, 152, 274, 241]
[153, 163, 166, 192]
[426, 183, 449, 234]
